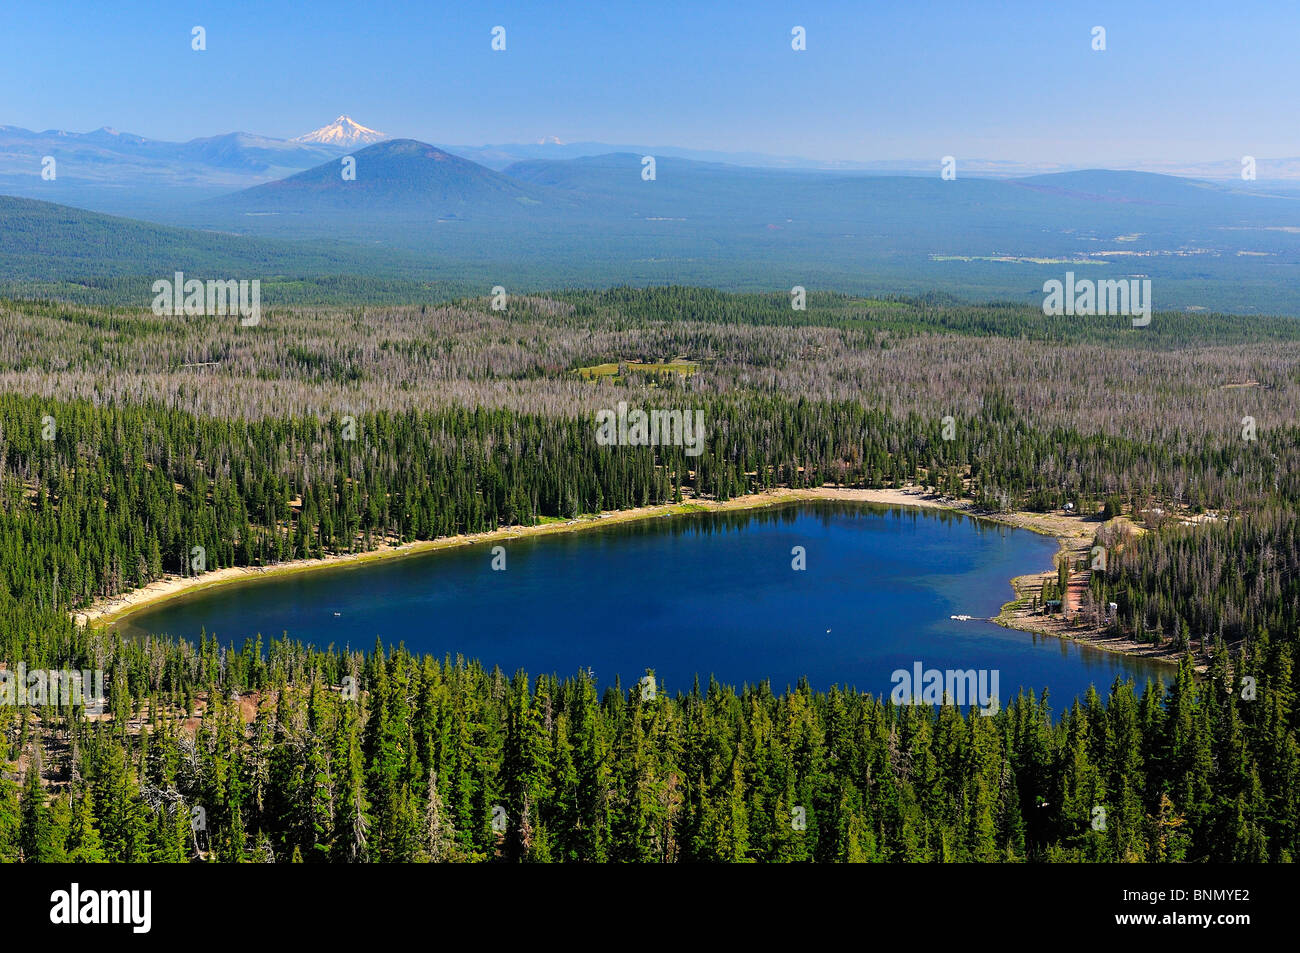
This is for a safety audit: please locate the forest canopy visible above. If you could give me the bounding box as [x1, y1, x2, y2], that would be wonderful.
[1, 288, 1296, 862]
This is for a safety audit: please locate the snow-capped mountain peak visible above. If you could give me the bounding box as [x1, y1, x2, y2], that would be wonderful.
[293, 115, 388, 147]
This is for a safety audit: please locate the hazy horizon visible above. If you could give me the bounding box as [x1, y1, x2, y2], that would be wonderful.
[4, 0, 1296, 167]
[7, 115, 1298, 173]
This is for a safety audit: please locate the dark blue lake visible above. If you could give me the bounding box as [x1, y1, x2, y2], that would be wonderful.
[113, 502, 1171, 706]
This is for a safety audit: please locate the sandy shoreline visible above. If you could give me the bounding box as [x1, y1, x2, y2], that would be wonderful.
[74, 484, 1184, 668]
[75, 486, 947, 627]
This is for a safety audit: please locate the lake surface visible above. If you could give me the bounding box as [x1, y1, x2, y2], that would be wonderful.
[114, 503, 1171, 706]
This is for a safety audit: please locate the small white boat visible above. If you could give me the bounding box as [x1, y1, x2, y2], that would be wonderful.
[950, 614, 974, 621]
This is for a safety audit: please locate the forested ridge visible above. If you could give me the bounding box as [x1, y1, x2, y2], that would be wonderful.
[2, 288, 1298, 862]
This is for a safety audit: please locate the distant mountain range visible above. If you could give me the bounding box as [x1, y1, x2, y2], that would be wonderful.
[6, 120, 1300, 314]
[440, 140, 1300, 182]
[0, 122, 347, 214]
[197, 140, 1300, 247]
[4, 115, 1300, 213]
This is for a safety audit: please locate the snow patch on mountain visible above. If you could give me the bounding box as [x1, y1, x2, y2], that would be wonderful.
[293, 116, 388, 147]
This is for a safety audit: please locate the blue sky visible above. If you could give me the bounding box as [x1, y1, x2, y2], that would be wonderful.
[4, 0, 1295, 162]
